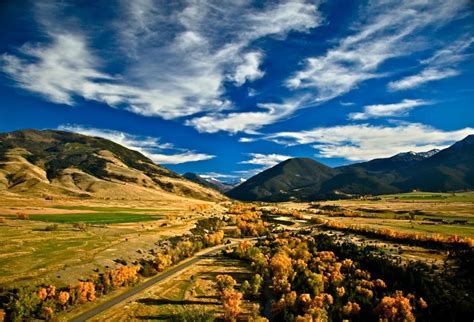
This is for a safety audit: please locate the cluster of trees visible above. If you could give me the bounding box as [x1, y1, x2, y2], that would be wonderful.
[375, 290, 427, 322]
[151, 237, 204, 275]
[231, 233, 430, 321]
[233, 210, 269, 237]
[1, 227, 228, 321]
[266, 208, 305, 220]
[319, 219, 474, 249]
[203, 230, 225, 246]
[214, 275, 243, 321]
[191, 217, 225, 235]
[227, 203, 257, 214]
[3, 264, 141, 321]
[312, 233, 474, 321]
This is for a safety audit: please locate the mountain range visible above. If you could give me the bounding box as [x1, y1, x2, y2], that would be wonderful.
[0, 129, 224, 201]
[182, 172, 237, 193]
[227, 135, 474, 201]
[1, 130, 472, 202]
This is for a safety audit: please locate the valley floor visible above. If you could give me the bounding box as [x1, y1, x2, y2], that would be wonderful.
[0, 191, 472, 321]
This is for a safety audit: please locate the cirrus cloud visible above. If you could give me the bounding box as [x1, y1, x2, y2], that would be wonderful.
[286, 0, 469, 102]
[268, 123, 473, 161]
[388, 36, 473, 91]
[57, 124, 214, 164]
[1, 1, 322, 126]
[349, 99, 433, 120]
[240, 153, 291, 167]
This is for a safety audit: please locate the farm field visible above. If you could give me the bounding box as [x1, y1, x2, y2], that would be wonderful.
[278, 191, 474, 238]
[0, 194, 224, 289]
[0, 192, 473, 321]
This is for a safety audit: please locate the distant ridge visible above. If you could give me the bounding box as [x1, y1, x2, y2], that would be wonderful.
[182, 172, 235, 192]
[227, 136, 474, 201]
[227, 157, 336, 201]
[0, 129, 225, 201]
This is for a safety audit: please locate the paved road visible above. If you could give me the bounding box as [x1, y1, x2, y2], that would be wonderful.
[70, 243, 232, 322]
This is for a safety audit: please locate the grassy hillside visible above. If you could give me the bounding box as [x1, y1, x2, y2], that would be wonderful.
[0, 129, 224, 201]
[227, 158, 336, 201]
[227, 135, 474, 201]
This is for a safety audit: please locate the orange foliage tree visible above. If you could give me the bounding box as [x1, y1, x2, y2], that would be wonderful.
[221, 289, 243, 321]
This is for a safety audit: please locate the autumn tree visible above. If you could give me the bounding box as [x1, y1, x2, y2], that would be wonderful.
[75, 281, 96, 303]
[270, 252, 293, 294]
[5, 287, 40, 321]
[215, 274, 237, 293]
[204, 230, 224, 246]
[221, 289, 243, 321]
[155, 253, 173, 272]
[57, 291, 70, 308]
[375, 291, 416, 322]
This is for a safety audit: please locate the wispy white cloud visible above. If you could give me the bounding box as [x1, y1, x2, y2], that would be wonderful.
[186, 98, 306, 134]
[149, 151, 214, 165]
[1, 1, 322, 125]
[268, 123, 473, 161]
[340, 101, 355, 106]
[233, 168, 268, 179]
[57, 124, 214, 164]
[232, 153, 292, 179]
[199, 172, 239, 180]
[241, 153, 291, 167]
[388, 37, 473, 91]
[0, 34, 206, 119]
[286, 0, 468, 102]
[349, 99, 432, 120]
[388, 69, 460, 91]
[231, 51, 264, 86]
[238, 137, 257, 143]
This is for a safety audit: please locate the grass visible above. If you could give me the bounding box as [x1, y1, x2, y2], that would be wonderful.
[52, 205, 160, 213]
[380, 191, 474, 202]
[0, 226, 114, 284]
[341, 211, 474, 223]
[20, 212, 164, 224]
[380, 221, 474, 238]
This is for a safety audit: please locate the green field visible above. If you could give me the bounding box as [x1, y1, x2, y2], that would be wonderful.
[9, 212, 163, 224]
[52, 205, 160, 213]
[380, 191, 474, 202]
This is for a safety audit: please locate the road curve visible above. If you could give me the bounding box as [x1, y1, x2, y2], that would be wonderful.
[69, 243, 232, 322]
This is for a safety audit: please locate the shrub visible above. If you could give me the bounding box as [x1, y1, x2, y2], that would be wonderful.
[215, 275, 237, 293]
[16, 213, 29, 220]
[168, 306, 214, 322]
[44, 224, 59, 231]
[72, 222, 88, 231]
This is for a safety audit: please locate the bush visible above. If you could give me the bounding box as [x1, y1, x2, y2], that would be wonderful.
[44, 224, 59, 231]
[72, 222, 88, 231]
[139, 261, 157, 277]
[168, 306, 214, 322]
[16, 213, 29, 220]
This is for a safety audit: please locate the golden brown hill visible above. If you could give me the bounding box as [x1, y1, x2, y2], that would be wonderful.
[0, 129, 225, 201]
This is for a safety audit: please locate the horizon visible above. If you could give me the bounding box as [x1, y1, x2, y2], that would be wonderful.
[1, 1, 473, 181]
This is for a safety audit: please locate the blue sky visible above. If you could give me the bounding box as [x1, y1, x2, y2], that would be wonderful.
[0, 0, 473, 181]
